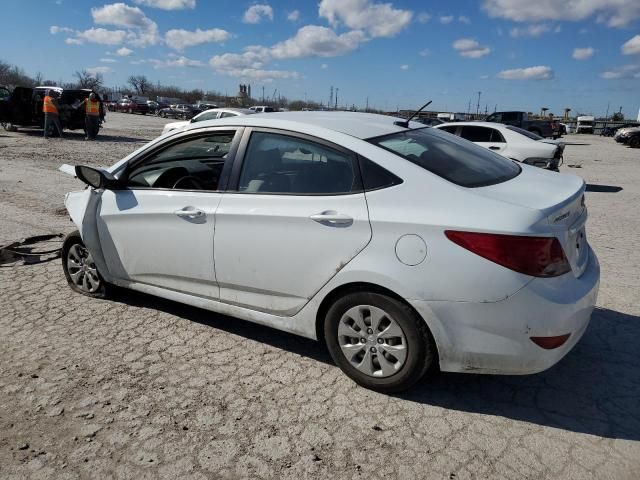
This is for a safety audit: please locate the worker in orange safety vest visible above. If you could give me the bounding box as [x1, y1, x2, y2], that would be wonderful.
[43, 90, 63, 139]
[77, 92, 103, 140]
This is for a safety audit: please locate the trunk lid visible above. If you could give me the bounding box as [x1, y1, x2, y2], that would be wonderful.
[472, 165, 589, 277]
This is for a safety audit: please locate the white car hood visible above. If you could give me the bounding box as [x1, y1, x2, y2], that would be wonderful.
[471, 164, 584, 213]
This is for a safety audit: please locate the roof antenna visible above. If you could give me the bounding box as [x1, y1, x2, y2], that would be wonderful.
[394, 100, 432, 128]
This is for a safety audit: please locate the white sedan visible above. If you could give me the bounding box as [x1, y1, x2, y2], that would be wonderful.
[435, 121, 564, 171]
[60, 112, 599, 392]
[161, 107, 254, 135]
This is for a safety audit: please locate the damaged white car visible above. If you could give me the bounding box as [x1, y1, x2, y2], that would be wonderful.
[60, 112, 599, 392]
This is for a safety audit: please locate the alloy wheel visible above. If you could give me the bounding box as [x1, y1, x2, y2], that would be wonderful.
[66, 244, 101, 293]
[337, 305, 408, 378]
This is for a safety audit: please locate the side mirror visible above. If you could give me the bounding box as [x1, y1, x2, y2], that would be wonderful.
[75, 165, 120, 190]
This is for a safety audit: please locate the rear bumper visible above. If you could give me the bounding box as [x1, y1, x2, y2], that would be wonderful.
[410, 248, 600, 375]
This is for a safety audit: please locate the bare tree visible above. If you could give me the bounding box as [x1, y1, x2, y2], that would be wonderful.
[127, 75, 151, 95]
[74, 70, 103, 90]
[0, 59, 36, 87]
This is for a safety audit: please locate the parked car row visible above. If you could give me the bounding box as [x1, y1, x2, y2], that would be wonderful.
[614, 125, 640, 148]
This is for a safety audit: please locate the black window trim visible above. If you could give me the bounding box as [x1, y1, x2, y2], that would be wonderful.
[225, 127, 366, 197]
[116, 126, 245, 193]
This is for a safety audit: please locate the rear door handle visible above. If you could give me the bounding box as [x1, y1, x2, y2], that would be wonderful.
[489, 146, 501, 150]
[310, 210, 353, 227]
[174, 207, 205, 218]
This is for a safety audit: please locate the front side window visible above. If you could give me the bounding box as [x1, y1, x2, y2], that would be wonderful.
[369, 127, 520, 188]
[125, 131, 236, 191]
[219, 111, 237, 118]
[238, 132, 359, 194]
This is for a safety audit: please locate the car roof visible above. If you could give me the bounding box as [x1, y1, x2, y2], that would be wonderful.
[184, 111, 425, 139]
[199, 107, 255, 115]
[436, 121, 509, 129]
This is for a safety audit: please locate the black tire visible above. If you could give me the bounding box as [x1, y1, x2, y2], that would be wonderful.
[61, 231, 108, 299]
[629, 136, 640, 148]
[324, 292, 436, 393]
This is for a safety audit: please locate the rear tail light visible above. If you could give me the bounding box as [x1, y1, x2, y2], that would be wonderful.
[530, 334, 571, 349]
[445, 230, 571, 277]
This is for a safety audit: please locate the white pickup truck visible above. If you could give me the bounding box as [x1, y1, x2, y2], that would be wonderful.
[576, 116, 595, 134]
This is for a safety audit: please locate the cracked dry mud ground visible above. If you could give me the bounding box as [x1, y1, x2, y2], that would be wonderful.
[1, 115, 639, 479]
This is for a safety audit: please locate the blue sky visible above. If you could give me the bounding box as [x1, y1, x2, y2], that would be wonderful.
[1, 0, 639, 117]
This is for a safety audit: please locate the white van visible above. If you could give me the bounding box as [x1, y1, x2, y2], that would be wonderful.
[576, 116, 595, 134]
[249, 105, 275, 113]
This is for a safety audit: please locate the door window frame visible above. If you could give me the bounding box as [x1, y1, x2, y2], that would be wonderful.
[226, 127, 366, 196]
[118, 126, 245, 193]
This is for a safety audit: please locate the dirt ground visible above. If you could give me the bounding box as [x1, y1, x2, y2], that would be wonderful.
[1, 113, 639, 479]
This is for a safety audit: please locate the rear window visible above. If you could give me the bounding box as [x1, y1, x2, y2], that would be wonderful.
[507, 126, 542, 140]
[369, 127, 520, 188]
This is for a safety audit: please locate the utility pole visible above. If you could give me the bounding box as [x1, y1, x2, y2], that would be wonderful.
[476, 91, 481, 117]
[365, 96, 369, 112]
[335, 87, 339, 110]
[262, 85, 265, 103]
[329, 86, 333, 110]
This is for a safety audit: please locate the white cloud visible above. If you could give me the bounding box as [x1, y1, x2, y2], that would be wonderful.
[321, 63, 328, 69]
[76, 28, 128, 45]
[86, 66, 112, 76]
[165, 28, 231, 51]
[482, 0, 640, 27]
[600, 64, 640, 79]
[572, 47, 595, 60]
[65, 38, 84, 45]
[417, 12, 431, 23]
[400, 64, 409, 70]
[156, 54, 204, 68]
[133, 0, 195, 10]
[243, 4, 274, 24]
[319, 0, 413, 38]
[509, 24, 551, 38]
[116, 47, 133, 56]
[100, 58, 117, 63]
[497, 65, 554, 80]
[91, 2, 160, 46]
[50, 25, 73, 34]
[439, 15, 454, 24]
[287, 10, 300, 22]
[270, 26, 366, 59]
[458, 15, 471, 24]
[622, 35, 640, 55]
[453, 38, 491, 58]
[419, 48, 430, 57]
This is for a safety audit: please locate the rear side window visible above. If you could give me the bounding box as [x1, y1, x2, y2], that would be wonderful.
[369, 127, 520, 188]
[238, 132, 360, 194]
[359, 157, 402, 191]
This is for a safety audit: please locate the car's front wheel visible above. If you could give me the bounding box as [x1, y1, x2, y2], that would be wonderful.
[62, 231, 108, 298]
[629, 136, 640, 148]
[324, 292, 436, 392]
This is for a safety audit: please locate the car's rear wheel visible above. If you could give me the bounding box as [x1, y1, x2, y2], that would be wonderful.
[324, 292, 436, 392]
[62, 231, 108, 298]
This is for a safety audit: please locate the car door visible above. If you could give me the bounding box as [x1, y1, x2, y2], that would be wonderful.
[459, 126, 507, 155]
[94, 128, 242, 298]
[213, 129, 372, 316]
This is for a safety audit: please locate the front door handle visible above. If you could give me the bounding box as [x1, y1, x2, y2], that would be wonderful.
[489, 146, 501, 150]
[174, 207, 205, 218]
[310, 210, 353, 227]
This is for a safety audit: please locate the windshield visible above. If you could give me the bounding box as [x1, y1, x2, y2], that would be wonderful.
[506, 125, 542, 140]
[579, 121, 594, 126]
[369, 127, 520, 188]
